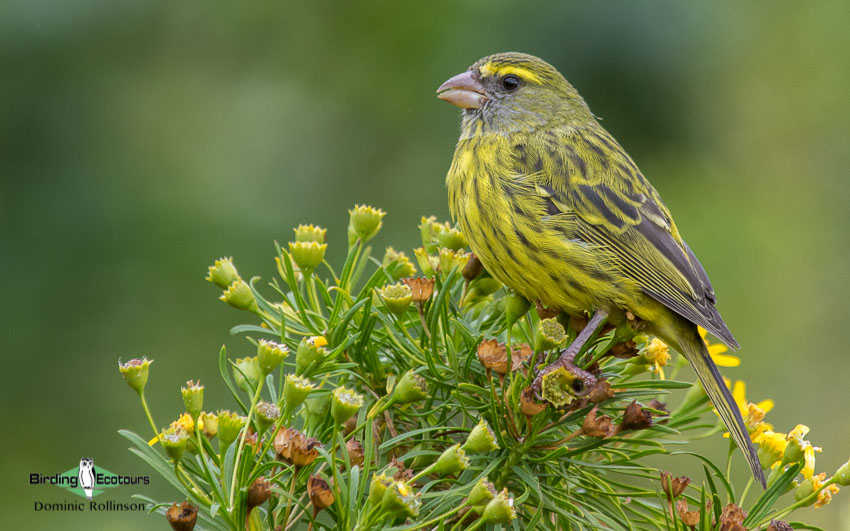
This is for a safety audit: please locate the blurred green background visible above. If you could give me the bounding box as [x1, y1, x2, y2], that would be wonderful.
[2, 1, 848, 529]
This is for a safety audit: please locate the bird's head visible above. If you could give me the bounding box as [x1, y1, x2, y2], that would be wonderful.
[437, 52, 593, 135]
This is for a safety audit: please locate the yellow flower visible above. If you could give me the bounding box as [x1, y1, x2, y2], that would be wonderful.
[149, 413, 199, 446]
[809, 473, 840, 508]
[753, 429, 787, 469]
[311, 335, 328, 348]
[718, 380, 774, 440]
[641, 337, 670, 379]
[783, 424, 821, 479]
[698, 326, 740, 367]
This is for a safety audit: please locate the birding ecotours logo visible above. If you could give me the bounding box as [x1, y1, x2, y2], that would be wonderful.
[30, 457, 150, 500]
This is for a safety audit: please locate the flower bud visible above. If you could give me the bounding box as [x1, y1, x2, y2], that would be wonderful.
[180, 380, 204, 420]
[368, 473, 393, 507]
[781, 424, 810, 466]
[535, 318, 566, 351]
[294, 224, 326, 244]
[161, 427, 189, 462]
[393, 370, 427, 405]
[505, 292, 530, 325]
[754, 430, 788, 470]
[403, 276, 435, 304]
[206, 257, 240, 289]
[378, 283, 413, 316]
[412, 247, 437, 277]
[232, 356, 261, 394]
[348, 204, 386, 244]
[835, 458, 850, 486]
[166, 501, 198, 531]
[217, 410, 247, 450]
[331, 386, 364, 425]
[430, 444, 469, 476]
[283, 374, 314, 411]
[308, 475, 335, 511]
[481, 488, 516, 524]
[347, 438, 365, 468]
[419, 216, 441, 253]
[255, 402, 280, 434]
[295, 336, 328, 375]
[462, 419, 499, 453]
[219, 279, 258, 312]
[382, 247, 417, 279]
[303, 393, 331, 431]
[257, 339, 288, 375]
[381, 480, 420, 519]
[438, 225, 466, 251]
[247, 477, 271, 511]
[795, 475, 818, 504]
[467, 477, 496, 508]
[288, 241, 327, 274]
[462, 253, 484, 281]
[438, 248, 470, 277]
[118, 358, 152, 394]
[274, 427, 321, 467]
[463, 277, 501, 306]
[199, 412, 218, 438]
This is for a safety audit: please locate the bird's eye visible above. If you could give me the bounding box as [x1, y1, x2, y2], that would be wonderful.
[571, 379, 585, 394]
[501, 74, 520, 91]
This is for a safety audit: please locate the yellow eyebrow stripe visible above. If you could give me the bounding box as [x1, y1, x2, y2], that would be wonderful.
[479, 62, 542, 84]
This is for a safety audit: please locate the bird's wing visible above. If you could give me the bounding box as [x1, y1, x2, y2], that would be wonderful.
[521, 126, 738, 347]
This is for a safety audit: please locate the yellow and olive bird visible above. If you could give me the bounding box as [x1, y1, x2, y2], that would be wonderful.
[437, 52, 765, 487]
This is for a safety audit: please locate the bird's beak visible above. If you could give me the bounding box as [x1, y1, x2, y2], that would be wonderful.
[436, 70, 487, 109]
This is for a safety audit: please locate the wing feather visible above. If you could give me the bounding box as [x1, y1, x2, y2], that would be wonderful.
[523, 127, 738, 347]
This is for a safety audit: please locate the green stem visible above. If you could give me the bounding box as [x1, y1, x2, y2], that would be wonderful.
[400, 502, 468, 530]
[758, 478, 836, 527]
[282, 467, 299, 527]
[229, 378, 265, 508]
[138, 390, 160, 441]
[194, 426, 226, 507]
[738, 476, 754, 507]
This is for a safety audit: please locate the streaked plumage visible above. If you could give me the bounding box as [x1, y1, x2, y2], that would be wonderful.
[438, 52, 764, 486]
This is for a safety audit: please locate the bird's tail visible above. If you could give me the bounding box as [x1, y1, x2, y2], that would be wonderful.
[678, 332, 766, 488]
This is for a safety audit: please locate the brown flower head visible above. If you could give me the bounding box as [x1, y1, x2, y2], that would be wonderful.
[476, 339, 531, 375]
[247, 477, 271, 511]
[403, 277, 435, 304]
[307, 475, 335, 511]
[462, 253, 484, 281]
[719, 503, 747, 531]
[582, 406, 614, 438]
[166, 501, 198, 531]
[610, 340, 638, 359]
[346, 438, 365, 468]
[274, 427, 321, 467]
[767, 520, 793, 531]
[388, 456, 414, 482]
[676, 499, 700, 527]
[587, 379, 615, 403]
[520, 386, 547, 416]
[660, 471, 691, 500]
[616, 401, 654, 433]
[535, 301, 560, 320]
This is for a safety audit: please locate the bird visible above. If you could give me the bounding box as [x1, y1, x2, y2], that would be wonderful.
[437, 52, 765, 487]
[79, 457, 95, 500]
